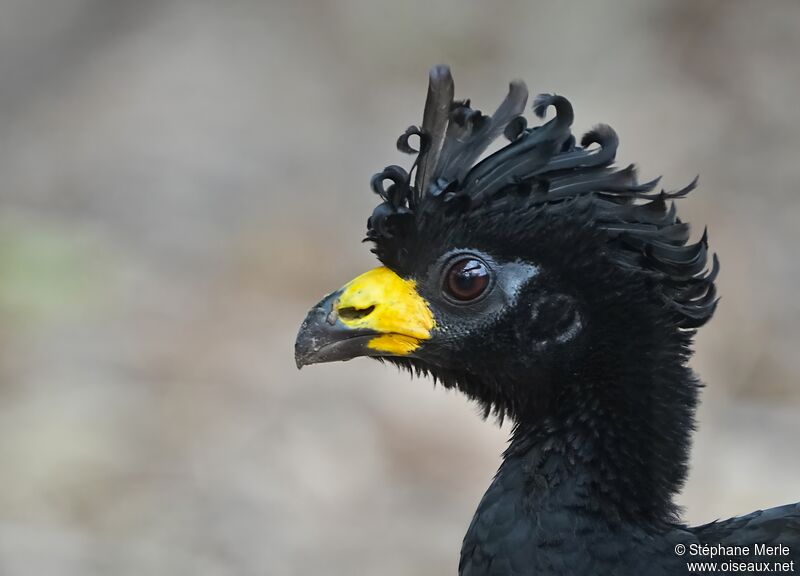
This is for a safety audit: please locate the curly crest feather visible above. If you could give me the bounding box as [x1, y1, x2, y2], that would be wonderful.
[366, 65, 717, 329]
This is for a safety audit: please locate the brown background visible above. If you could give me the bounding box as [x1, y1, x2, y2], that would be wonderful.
[0, 1, 798, 574]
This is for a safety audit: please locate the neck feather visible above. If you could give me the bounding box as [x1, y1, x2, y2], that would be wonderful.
[505, 331, 700, 525]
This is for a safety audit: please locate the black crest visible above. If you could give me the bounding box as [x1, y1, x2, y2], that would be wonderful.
[366, 65, 718, 328]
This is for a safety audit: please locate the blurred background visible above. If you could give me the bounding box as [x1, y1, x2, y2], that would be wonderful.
[0, 0, 798, 574]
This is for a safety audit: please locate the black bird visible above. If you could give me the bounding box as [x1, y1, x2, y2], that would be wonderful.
[295, 66, 799, 575]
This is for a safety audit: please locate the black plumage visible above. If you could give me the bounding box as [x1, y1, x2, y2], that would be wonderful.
[295, 65, 799, 575]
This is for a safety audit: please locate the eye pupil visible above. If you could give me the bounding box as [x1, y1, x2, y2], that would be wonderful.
[445, 258, 490, 301]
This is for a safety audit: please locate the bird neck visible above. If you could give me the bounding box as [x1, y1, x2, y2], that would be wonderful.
[504, 338, 699, 527]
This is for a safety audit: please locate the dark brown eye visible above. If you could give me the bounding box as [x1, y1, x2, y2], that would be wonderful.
[444, 257, 491, 302]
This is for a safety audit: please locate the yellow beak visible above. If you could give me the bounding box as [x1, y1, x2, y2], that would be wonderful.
[295, 266, 435, 367]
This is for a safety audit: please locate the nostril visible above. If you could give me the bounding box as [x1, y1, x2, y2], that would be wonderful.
[338, 305, 375, 321]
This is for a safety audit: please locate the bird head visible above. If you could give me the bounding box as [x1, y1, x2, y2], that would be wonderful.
[296, 65, 717, 423]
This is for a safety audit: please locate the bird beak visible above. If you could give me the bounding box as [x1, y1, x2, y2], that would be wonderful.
[295, 266, 435, 368]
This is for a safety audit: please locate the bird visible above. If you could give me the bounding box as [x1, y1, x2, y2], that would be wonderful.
[294, 65, 799, 575]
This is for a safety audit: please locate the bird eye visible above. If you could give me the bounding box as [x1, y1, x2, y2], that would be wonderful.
[444, 257, 491, 302]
